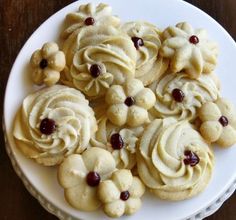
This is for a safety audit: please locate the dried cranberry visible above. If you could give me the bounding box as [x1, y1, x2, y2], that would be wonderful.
[184, 150, 200, 167]
[189, 35, 199, 44]
[131, 37, 144, 49]
[86, 172, 100, 187]
[124, 97, 135, 107]
[110, 133, 124, 150]
[172, 88, 185, 102]
[40, 118, 56, 135]
[120, 191, 130, 201]
[219, 116, 229, 127]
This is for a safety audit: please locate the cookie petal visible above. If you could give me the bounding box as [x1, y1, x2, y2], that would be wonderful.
[127, 106, 148, 127]
[135, 88, 156, 109]
[98, 180, 120, 203]
[129, 176, 145, 198]
[42, 42, 59, 58]
[48, 51, 66, 71]
[112, 169, 133, 192]
[104, 200, 125, 218]
[217, 125, 236, 147]
[198, 102, 221, 121]
[107, 104, 128, 126]
[125, 198, 142, 215]
[200, 121, 222, 143]
[106, 85, 126, 104]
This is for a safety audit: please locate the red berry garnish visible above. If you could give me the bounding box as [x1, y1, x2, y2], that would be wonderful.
[131, 37, 144, 50]
[120, 191, 130, 201]
[110, 133, 124, 150]
[184, 150, 200, 167]
[172, 88, 185, 102]
[40, 118, 56, 135]
[84, 17, 95, 26]
[219, 116, 229, 127]
[90, 64, 102, 78]
[86, 171, 100, 187]
[39, 59, 48, 69]
[124, 97, 135, 107]
[189, 35, 199, 44]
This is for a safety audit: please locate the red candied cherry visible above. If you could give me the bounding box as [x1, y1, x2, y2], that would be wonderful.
[90, 64, 102, 78]
[183, 150, 200, 167]
[218, 116, 229, 127]
[120, 191, 130, 201]
[189, 35, 199, 44]
[84, 17, 95, 26]
[124, 97, 135, 107]
[172, 88, 185, 102]
[40, 118, 56, 135]
[131, 37, 144, 50]
[110, 133, 124, 150]
[86, 171, 101, 187]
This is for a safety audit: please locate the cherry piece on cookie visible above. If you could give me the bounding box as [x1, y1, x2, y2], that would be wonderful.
[86, 171, 101, 187]
[40, 118, 56, 135]
[124, 97, 135, 107]
[84, 17, 95, 26]
[39, 59, 48, 69]
[184, 150, 200, 167]
[172, 88, 185, 102]
[218, 116, 229, 127]
[110, 133, 124, 150]
[131, 37, 144, 50]
[189, 35, 199, 44]
[120, 191, 130, 201]
[90, 64, 102, 78]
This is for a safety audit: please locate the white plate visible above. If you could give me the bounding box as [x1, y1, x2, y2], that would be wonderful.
[4, 0, 236, 219]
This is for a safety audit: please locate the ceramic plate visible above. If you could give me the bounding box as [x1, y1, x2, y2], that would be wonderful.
[4, 0, 236, 219]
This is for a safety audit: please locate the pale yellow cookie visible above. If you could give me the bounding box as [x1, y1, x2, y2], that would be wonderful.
[98, 169, 145, 218]
[13, 85, 97, 166]
[149, 72, 219, 121]
[69, 35, 136, 98]
[30, 42, 65, 86]
[121, 21, 168, 86]
[106, 78, 156, 127]
[58, 147, 116, 211]
[160, 22, 218, 79]
[61, 3, 120, 39]
[137, 118, 214, 200]
[90, 116, 144, 169]
[198, 98, 236, 147]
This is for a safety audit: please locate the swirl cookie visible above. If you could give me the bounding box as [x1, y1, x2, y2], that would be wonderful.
[137, 119, 214, 200]
[98, 169, 145, 218]
[149, 72, 219, 121]
[58, 147, 116, 211]
[106, 78, 156, 127]
[69, 35, 136, 98]
[121, 21, 168, 86]
[160, 22, 218, 79]
[90, 116, 144, 169]
[198, 98, 236, 147]
[61, 3, 120, 39]
[13, 85, 97, 166]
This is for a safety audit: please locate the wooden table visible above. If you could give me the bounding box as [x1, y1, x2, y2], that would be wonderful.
[0, 0, 235, 219]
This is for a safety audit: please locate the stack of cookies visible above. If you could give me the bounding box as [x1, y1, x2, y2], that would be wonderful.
[13, 3, 236, 218]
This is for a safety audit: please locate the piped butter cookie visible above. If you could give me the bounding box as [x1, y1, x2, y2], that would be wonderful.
[13, 85, 97, 166]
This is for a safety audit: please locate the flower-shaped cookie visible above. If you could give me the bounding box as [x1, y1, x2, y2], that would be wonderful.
[58, 147, 116, 211]
[98, 169, 145, 218]
[30, 42, 66, 86]
[198, 98, 236, 147]
[61, 3, 120, 39]
[105, 78, 156, 127]
[90, 116, 144, 169]
[160, 22, 218, 79]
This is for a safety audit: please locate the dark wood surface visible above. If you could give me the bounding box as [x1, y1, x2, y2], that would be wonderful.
[0, 0, 235, 219]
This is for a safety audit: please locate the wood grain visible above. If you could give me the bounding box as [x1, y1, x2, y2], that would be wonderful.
[0, 0, 235, 219]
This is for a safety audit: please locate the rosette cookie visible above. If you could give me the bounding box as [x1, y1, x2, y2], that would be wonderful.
[121, 22, 168, 86]
[68, 36, 136, 98]
[62, 25, 133, 67]
[90, 116, 144, 169]
[160, 22, 218, 79]
[13, 85, 97, 166]
[61, 3, 120, 39]
[137, 119, 214, 200]
[149, 72, 219, 121]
